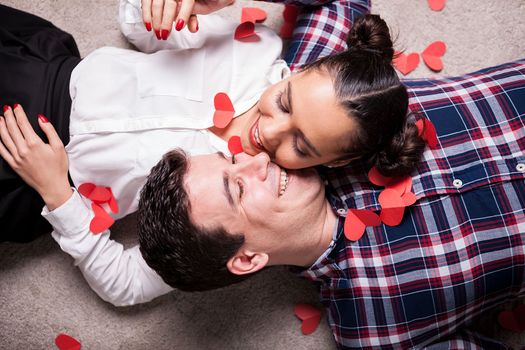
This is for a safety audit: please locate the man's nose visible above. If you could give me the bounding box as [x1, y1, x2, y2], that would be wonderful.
[235, 152, 270, 181]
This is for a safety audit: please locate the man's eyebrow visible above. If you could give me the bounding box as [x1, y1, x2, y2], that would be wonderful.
[223, 173, 235, 208]
[217, 152, 235, 208]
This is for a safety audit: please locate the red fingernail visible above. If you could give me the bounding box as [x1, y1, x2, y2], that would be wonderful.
[13, 103, 19, 109]
[176, 19, 184, 31]
[2, 105, 8, 113]
[161, 29, 169, 40]
[145, 22, 152, 31]
[38, 114, 49, 123]
[155, 29, 161, 40]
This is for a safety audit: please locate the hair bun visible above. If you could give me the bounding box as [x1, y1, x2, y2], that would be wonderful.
[347, 14, 394, 62]
[372, 122, 426, 177]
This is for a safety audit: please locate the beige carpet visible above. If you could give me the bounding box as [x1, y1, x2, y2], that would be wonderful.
[1, 0, 524, 349]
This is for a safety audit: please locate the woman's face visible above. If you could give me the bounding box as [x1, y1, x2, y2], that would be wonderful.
[240, 69, 357, 169]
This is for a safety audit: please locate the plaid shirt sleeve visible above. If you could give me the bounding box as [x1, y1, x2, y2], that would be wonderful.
[260, 0, 371, 72]
[302, 59, 525, 349]
[423, 330, 512, 350]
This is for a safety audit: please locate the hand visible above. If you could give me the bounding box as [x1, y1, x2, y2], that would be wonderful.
[0, 105, 72, 210]
[141, 0, 235, 39]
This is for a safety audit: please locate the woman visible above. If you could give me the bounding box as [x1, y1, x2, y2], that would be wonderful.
[1, 0, 421, 243]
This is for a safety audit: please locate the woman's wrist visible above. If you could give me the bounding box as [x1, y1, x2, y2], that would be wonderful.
[40, 182, 74, 211]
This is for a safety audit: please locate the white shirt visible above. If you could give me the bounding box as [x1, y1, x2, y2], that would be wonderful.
[43, 0, 289, 306]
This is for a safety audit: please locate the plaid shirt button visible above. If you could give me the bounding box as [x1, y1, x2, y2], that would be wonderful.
[337, 208, 348, 215]
[453, 179, 463, 188]
[517, 163, 525, 173]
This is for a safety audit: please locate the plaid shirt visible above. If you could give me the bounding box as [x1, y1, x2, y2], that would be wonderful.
[301, 60, 525, 349]
[280, 0, 525, 347]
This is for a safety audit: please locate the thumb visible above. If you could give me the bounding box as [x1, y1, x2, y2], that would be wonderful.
[38, 114, 64, 149]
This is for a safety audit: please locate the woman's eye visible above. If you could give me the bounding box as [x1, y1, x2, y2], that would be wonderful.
[293, 135, 308, 158]
[275, 91, 288, 113]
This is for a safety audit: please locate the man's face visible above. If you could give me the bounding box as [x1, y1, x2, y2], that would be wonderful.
[184, 152, 327, 254]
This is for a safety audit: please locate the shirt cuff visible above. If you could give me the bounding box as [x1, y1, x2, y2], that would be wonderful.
[42, 188, 92, 235]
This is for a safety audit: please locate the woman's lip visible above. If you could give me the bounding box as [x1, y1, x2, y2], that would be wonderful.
[249, 117, 266, 151]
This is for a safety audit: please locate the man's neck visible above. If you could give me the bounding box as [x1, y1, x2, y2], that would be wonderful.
[275, 200, 337, 268]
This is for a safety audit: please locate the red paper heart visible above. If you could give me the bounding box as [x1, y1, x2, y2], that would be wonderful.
[90, 203, 114, 234]
[415, 119, 438, 148]
[401, 192, 417, 206]
[344, 209, 381, 241]
[55, 333, 81, 350]
[78, 182, 111, 203]
[107, 187, 119, 214]
[280, 22, 295, 39]
[378, 189, 407, 226]
[234, 21, 256, 40]
[78, 183, 95, 198]
[428, 0, 446, 11]
[213, 92, 235, 128]
[283, 5, 299, 23]
[422, 41, 446, 72]
[387, 176, 412, 195]
[498, 305, 525, 332]
[241, 7, 267, 23]
[228, 136, 243, 155]
[393, 51, 420, 75]
[294, 304, 322, 335]
[368, 167, 392, 187]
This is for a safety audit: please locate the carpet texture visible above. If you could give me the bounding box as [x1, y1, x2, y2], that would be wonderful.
[1, 0, 524, 349]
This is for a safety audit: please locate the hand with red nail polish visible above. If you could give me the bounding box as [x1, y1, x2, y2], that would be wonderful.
[0, 105, 71, 210]
[141, 0, 234, 37]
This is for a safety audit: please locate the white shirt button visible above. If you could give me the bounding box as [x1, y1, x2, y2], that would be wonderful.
[453, 179, 463, 188]
[337, 208, 348, 215]
[516, 163, 525, 173]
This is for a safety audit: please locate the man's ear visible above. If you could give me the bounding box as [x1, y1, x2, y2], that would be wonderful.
[227, 250, 269, 276]
[324, 158, 352, 168]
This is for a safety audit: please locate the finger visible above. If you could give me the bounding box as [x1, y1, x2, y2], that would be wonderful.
[3, 105, 26, 149]
[37, 114, 64, 149]
[0, 115, 19, 159]
[12, 104, 40, 144]
[152, 0, 165, 39]
[0, 126, 16, 166]
[161, 0, 177, 39]
[175, 0, 195, 31]
[142, 0, 153, 31]
[188, 14, 199, 33]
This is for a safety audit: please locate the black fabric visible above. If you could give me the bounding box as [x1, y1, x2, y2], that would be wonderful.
[0, 5, 81, 242]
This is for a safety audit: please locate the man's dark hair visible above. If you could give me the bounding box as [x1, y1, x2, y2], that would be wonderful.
[138, 149, 249, 292]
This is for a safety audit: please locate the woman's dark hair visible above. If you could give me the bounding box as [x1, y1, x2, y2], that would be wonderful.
[307, 14, 425, 177]
[138, 149, 249, 292]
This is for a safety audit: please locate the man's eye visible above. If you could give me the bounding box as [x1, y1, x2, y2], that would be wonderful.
[275, 91, 288, 113]
[237, 181, 244, 199]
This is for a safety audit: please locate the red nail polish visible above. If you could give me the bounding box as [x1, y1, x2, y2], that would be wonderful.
[13, 103, 19, 109]
[155, 29, 161, 40]
[2, 105, 8, 113]
[176, 19, 184, 31]
[145, 22, 152, 31]
[38, 114, 49, 123]
[161, 29, 169, 40]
